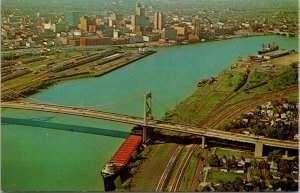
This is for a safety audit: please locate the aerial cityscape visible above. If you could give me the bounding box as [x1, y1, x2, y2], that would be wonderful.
[1, 0, 299, 192]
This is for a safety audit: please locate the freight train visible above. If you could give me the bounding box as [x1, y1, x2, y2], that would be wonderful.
[97, 53, 127, 65]
[51, 49, 119, 72]
[2, 69, 32, 82]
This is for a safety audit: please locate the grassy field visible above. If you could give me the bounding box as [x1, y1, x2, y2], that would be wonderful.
[3, 73, 41, 87]
[130, 143, 178, 191]
[164, 72, 245, 126]
[217, 72, 245, 91]
[207, 168, 246, 183]
[243, 71, 267, 89]
[287, 91, 299, 102]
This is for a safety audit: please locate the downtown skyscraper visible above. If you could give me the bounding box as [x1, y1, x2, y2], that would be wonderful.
[67, 11, 80, 27]
[153, 12, 165, 30]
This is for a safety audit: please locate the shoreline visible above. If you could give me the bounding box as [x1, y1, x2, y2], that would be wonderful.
[3, 33, 296, 103]
[123, 51, 298, 191]
[117, 32, 288, 49]
[2, 36, 298, 191]
[2, 50, 156, 102]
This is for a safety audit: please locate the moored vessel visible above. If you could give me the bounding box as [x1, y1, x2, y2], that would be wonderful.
[101, 134, 143, 191]
[258, 42, 279, 54]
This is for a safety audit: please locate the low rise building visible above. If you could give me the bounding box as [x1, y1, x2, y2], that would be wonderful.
[79, 37, 111, 46]
[143, 33, 160, 42]
[127, 35, 143, 44]
[69, 38, 80, 46]
[161, 28, 177, 39]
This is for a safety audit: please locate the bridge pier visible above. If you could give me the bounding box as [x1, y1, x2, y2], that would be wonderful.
[284, 150, 288, 158]
[143, 92, 152, 144]
[254, 142, 263, 157]
[142, 127, 148, 144]
[201, 136, 206, 149]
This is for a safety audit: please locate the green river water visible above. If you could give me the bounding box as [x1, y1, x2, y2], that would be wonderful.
[1, 36, 298, 191]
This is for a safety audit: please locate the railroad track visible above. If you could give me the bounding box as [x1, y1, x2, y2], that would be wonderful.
[2, 74, 49, 98]
[201, 68, 297, 127]
[170, 144, 198, 192]
[155, 145, 183, 192]
[208, 86, 298, 129]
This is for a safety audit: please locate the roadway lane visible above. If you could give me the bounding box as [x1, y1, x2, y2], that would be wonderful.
[2, 102, 298, 150]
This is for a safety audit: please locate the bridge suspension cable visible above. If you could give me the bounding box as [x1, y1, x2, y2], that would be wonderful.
[152, 98, 200, 127]
[2, 85, 61, 105]
[2, 84, 144, 111]
[84, 93, 144, 110]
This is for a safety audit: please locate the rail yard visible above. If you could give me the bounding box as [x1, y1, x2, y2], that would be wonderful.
[1, 47, 156, 101]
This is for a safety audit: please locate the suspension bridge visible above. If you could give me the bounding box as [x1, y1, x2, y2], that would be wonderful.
[1, 86, 298, 157]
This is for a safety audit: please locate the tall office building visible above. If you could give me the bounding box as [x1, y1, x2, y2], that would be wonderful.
[194, 20, 205, 37]
[131, 2, 149, 31]
[135, 2, 145, 16]
[153, 12, 165, 30]
[110, 12, 123, 21]
[67, 11, 80, 27]
[80, 16, 90, 31]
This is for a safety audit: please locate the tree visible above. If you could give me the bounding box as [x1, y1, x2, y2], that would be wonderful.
[265, 126, 277, 138]
[278, 159, 290, 175]
[215, 183, 226, 192]
[231, 156, 237, 168]
[132, 150, 138, 160]
[122, 178, 132, 191]
[250, 159, 259, 168]
[291, 182, 299, 191]
[233, 177, 244, 191]
[267, 150, 282, 163]
[272, 180, 283, 191]
[251, 125, 261, 136]
[250, 179, 261, 191]
[259, 159, 268, 170]
[114, 176, 123, 189]
[226, 158, 232, 170]
[201, 185, 211, 192]
[277, 127, 288, 140]
[207, 154, 220, 167]
[225, 182, 236, 192]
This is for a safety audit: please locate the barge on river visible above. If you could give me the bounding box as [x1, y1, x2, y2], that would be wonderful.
[101, 134, 143, 191]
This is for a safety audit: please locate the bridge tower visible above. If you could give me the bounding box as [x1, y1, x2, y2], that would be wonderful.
[143, 92, 152, 143]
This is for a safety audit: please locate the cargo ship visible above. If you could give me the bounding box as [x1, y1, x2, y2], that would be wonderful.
[101, 134, 143, 191]
[258, 43, 279, 54]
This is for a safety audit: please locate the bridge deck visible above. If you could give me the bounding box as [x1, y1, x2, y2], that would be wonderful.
[2, 102, 298, 150]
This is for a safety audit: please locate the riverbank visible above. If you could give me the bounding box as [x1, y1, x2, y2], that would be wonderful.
[163, 52, 298, 129]
[2, 36, 298, 192]
[2, 50, 156, 102]
[117, 32, 269, 49]
[127, 51, 299, 191]
[2, 33, 292, 102]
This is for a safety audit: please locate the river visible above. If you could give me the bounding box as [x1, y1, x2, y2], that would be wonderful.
[1, 36, 298, 191]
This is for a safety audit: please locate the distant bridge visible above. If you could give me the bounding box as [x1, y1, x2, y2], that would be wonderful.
[267, 30, 296, 37]
[2, 101, 298, 157]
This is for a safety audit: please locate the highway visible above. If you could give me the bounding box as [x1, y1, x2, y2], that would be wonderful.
[2, 102, 298, 150]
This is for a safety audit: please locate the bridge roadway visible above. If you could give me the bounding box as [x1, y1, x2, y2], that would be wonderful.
[2, 102, 298, 150]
